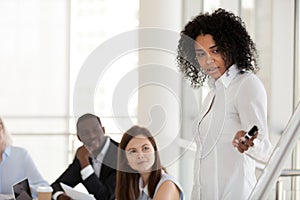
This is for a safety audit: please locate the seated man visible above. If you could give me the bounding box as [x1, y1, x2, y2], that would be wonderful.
[51, 113, 118, 200]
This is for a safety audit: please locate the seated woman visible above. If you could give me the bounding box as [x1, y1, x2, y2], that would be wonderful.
[0, 117, 49, 198]
[116, 125, 185, 200]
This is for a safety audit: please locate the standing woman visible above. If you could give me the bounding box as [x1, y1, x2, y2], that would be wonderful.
[177, 8, 273, 200]
[116, 125, 185, 200]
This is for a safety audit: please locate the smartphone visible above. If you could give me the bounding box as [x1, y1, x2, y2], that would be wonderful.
[244, 125, 258, 140]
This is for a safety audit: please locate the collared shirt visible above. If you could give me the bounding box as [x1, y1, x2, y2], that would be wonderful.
[92, 136, 110, 177]
[207, 64, 240, 90]
[138, 171, 185, 200]
[139, 177, 150, 200]
[53, 137, 112, 200]
[0, 145, 48, 198]
[80, 137, 110, 180]
[192, 64, 273, 200]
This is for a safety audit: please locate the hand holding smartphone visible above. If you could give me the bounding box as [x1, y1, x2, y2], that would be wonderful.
[232, 125, 259, 153]
[241, 125, 258, 144]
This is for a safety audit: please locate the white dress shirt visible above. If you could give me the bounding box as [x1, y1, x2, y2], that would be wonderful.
[80, 136, 110, 179]
[192, 64, 273, 200]
[53, 137, 111, 200]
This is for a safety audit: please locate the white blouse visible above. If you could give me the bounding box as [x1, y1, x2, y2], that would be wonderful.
[192, 64, 273, 200]
[138, 171, 185, 200]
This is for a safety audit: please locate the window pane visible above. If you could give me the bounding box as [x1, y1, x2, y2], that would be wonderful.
[69, 0, 139, 140]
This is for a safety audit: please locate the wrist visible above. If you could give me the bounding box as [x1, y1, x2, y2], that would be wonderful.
[80, 159, 90, 168]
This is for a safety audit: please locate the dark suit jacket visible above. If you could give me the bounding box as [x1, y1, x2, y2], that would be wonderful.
[51, 138, 118, 200]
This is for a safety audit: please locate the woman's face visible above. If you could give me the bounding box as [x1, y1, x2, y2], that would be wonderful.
[125, 135, 155, 173]
[195, 34, 228, 79]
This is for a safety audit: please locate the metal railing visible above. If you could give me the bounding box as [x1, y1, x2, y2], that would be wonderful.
[276, 169, 300, 200]
[249, 102, 300, 199]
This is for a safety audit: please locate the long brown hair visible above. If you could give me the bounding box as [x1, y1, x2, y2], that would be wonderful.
[116, 126, 165, 200]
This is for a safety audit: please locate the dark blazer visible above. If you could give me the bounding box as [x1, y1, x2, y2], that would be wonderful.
[51, 138, 118, 200]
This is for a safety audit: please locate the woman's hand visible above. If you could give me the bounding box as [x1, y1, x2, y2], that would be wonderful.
[232, 130, 258, 153]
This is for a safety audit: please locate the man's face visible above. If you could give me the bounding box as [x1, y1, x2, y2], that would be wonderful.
[77, 117, 105, 155]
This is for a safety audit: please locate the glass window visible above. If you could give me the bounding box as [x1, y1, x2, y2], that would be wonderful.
[241, 0, 255, 39]
[69, 0, 139, 146]
[0, 0, 69, 183]
[0, 0, 139, 184]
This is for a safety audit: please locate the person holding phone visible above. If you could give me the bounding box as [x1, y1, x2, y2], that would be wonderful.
[177, 8, 273, 200]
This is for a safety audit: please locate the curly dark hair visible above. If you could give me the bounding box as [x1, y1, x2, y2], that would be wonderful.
[177, 8, 258, 87]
